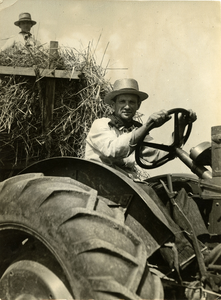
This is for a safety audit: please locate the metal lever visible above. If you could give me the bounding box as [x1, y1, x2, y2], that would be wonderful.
[160, 174, 208, 283]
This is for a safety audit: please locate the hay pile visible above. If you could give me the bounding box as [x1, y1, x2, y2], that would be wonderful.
[0, 43, 114, 175]
[0, 42, 145, 180]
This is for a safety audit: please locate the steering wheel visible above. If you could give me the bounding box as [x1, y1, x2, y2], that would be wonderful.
[135, 108, 192, 169]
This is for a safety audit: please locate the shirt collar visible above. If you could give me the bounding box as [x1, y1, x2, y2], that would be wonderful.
[108, 113, 142, 131]
[20, 31, 32, 36]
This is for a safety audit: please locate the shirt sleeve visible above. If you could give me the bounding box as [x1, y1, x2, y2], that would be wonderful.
[0, 37, 15, 51]
[86, 118, 135, 159]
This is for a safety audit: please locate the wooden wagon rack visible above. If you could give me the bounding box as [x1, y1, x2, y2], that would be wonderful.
[0, 65, 81, 130]
[0, 41, 81, 180]
[0, 41, 81, 132]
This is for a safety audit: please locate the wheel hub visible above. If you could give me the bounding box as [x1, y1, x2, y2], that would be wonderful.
[0, 260, 72, 299]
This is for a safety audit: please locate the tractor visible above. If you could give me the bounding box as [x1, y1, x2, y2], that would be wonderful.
[0, 108, 220, 300]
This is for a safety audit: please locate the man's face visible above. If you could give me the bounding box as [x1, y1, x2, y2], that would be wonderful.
[112, 94, 140, 122]
[19, 21, 32, 32]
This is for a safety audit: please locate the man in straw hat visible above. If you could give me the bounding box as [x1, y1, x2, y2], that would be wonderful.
[85, 78, 196, 178]
[1, 12, 40, 52]
[85, 78, 209, 267]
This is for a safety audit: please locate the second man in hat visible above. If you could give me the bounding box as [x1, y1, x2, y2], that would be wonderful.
[1, 12, 41, 52]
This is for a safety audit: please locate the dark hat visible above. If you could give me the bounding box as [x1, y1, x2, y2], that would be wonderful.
[14, 13, 36, 26]
[104, 78, 148, 105]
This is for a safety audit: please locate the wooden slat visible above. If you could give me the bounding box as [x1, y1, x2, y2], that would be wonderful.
[43, 41, 57, 134]
[0, 65, 80, 79]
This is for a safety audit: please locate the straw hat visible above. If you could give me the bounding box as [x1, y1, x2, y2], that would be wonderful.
[104, 78, 148, 105]
[14, 13, 36, 27]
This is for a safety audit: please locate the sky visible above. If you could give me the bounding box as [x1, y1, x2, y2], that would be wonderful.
[0, 0, 221, 176]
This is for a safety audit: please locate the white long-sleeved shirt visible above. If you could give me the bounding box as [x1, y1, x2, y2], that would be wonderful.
[1, 32, 40, 52]
[85, 117, 162, 176]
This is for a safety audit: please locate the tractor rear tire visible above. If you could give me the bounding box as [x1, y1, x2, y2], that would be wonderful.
[0, 173, 163, 300]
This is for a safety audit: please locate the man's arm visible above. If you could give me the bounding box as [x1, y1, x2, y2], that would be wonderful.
[86, 110, 196, 161]
[131, 109, 197, 163]
[131, 109, 196, 147]
[86, 118, 135, 159]
[86, 111, 171, 160]
[130, 109, 171, 147]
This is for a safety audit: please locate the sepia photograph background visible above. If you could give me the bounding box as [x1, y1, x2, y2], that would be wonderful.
[0, 0, 220, 176]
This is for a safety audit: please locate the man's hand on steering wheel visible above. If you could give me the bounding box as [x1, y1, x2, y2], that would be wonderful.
[146, 109, 171, 129]
[178, 109, 197, 126]
[177, 109, 197, 147]
[135, 108, 197, 169]
[146, 109, 197, 131]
